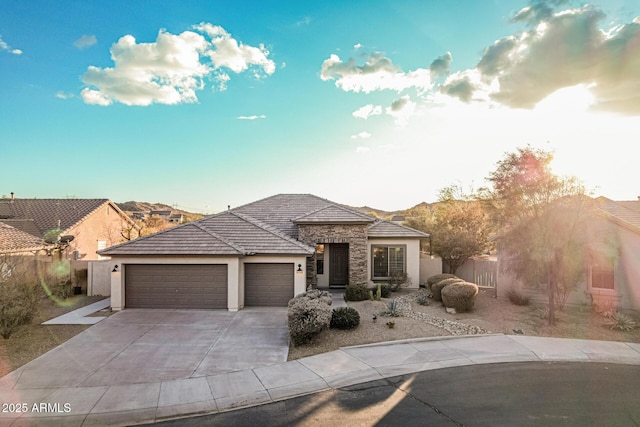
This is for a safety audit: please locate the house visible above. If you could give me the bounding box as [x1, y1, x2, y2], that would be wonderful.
[497, 196, 640, 311]
[99, 194, 428, 311]
[0, 196, 135, 261]
[0, 222, 46, 256]
[149, 210, 172, 221]
[168, 213, 184, 224]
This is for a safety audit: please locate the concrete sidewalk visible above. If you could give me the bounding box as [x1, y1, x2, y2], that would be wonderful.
[1, 334, 639, 426]
[42, 298, 111, 325]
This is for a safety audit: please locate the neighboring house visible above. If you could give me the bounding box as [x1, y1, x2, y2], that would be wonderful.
[168, 213, 184, 224]
[149, 210, 172, 221]
[0, 222, 46, 255]
[497, 196, 640, 311]
[0, 197, 135, 261]
[99, 194, 428, 311]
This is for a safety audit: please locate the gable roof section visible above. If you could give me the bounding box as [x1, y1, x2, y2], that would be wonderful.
[0, 199, 132, 238]
[597, 197, 640, 234]
[99, 211, 315, 256]
[98, 222, 244, 256]
[233, 194, 333, 237]
[368, 219, 429, 238]
[0, 222, 45, 254]
[292, 204, 375, 224]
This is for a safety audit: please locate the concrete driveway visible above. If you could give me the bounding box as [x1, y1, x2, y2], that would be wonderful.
[10, 308, 289, 389]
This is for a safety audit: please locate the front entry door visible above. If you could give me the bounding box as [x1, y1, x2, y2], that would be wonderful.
[329, 243, 349, 287]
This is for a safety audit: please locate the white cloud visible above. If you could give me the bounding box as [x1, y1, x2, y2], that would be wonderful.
[0, 34, 22, 55]
[385, 95, 417, 126]
[237, 115, 266, 120]
[81, 23, 275, 106]
[352, 104, 382, 119]
[55, 91, 74, 99]
[351, 131, 372, 139]
[74, 34, 97, 49]
[195, 23, 275, 75]
[320, 52, 432, 94]
[354, 43, 362, 50]
[296, 16, 312, 27]
[442, 3, 640, 115]
[356, 146, 370, 153]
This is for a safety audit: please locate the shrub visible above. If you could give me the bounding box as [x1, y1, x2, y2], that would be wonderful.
[416, 292, 430, 306]
[344, 283, 370, 302]
[506, 289, 531, 306]
[330, 307, 360, 330]
[0, 269, 41, 339]
[426, 274, 458, 291]
[380, 298, 402, 317]
[289, 289, 332, 307]
[387, 271, 411, 291]
[368, 284, 390, 301]
[386, 321, 395, 329]
[288, 298, 332, 346]
[431, 278, 464, 302]
[594, 302, 617, 319]
[441, 281, 478, 313]
[605, 312, 637, 331]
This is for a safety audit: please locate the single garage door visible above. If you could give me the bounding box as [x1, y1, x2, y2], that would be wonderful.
[244, 263, 294, 307]
[125, 264, 227, 309]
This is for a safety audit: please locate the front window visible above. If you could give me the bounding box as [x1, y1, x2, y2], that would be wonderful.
[591, 255, 614, 290]
[316, 244, 325, 275]
[372, 245, 405, 279]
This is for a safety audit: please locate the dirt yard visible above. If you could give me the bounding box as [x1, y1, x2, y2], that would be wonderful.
[288, 288, 640, 360]
[0, 295, 106, 376]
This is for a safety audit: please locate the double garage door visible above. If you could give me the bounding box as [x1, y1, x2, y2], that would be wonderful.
[125, 263, 294, 309]
[125, 264, 228, 309]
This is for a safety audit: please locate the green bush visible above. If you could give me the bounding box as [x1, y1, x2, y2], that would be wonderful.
[431, 278, 464, 302]
[426, 274, 458, 291]
[288, 298, 332, 346]
[330, 307, 360, 330]
[345, 283, 369, 302]
[506, 289, 531, 306]
[441, 281, 478, 313]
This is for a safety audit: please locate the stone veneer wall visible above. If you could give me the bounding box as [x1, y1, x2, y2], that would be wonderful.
[297, 224, 369, 288]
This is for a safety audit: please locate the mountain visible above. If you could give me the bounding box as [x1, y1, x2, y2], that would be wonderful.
[116, 201, 203, 221]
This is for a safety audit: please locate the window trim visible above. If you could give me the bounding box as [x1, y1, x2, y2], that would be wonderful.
[371, 244, 406, 280]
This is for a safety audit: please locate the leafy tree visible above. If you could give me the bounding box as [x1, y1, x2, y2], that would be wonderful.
[405, 185, 492, 274]
[485, 146, 596, 325]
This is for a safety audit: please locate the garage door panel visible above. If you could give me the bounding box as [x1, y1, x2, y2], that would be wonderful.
[125, 264, 227, 309]
[245, 263, 294, 307]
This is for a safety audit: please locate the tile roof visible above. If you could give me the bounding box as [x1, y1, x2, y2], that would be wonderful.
[99, 211, 315, 256]
[0, 199, 114, 238]
[292, 204, 375, 224]
[368, 219, 430, 238]
[597, 197, 640, 234]
[99, 194, 427, 256]
[97, 222, 244, 256]
[0, 222, 45, 254]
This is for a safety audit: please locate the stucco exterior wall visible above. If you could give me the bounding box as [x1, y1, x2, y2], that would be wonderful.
[496, 219, 640, 311]
[367, 238, 421, 289]
[66, 203, 133, 261]
[298, 224, 368, 286]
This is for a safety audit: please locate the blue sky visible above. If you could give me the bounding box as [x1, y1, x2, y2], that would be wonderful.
[1, 0, 639, 213]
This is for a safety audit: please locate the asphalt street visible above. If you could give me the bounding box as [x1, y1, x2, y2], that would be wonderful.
[153, 362, 640, 426]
